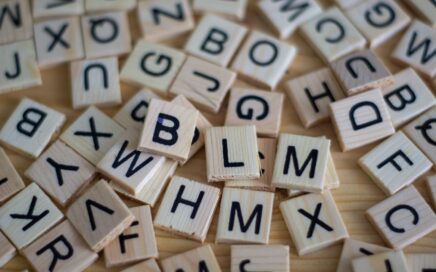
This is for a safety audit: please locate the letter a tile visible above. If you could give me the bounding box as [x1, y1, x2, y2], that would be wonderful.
[231, 245, 289, 272]
[352, 251, 409, 272]
[0, 0, 33, 45]
[0, 147, 25, 204]
[161, 245, 221, 272]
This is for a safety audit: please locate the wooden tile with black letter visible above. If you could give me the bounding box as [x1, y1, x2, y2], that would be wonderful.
[160, 245, 221, 272]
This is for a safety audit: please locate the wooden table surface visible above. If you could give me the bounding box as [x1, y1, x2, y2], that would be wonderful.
[2, 0, 435, 271]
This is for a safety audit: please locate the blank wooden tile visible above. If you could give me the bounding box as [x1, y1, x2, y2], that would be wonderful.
[22, 220, 98, 272]
[32, 0, 84, 19]
[154, 176, 220, 242]
[329, 89, 395, 151]
[85, 0, 136, 12]
[404, 1, 436, 28]
[121, 40, 186, 95]
[406, 254, 436, 272]
[231, 30, 296, 90]
[231, 245, 289, 272]
[0, 40, 42, 94]
[169, 56, 236, 113]
[121, 259, 161, 272]
[335, 0, 363, 9]
[0, 98, 65, 158]
[33, 17, 84, 69]
[301, 7, 366, 63]
[104, 206, 158, 267]
[0, 0, 32, 45]
[193, 0, 247, 20]
[137, 0, 194, 42]
[280, 191, 348, 255]
[366, 186, 436, 250]
[0, 231, 16, 267]
[216, 188, 274, 244]
[161, 245, 221, 272]
[225, 88, 284, 137]
[352, 251, 409, 272]
[205, 126, 260, 182]
[66, 179, 134, 252]
[0, 183, 63, 249]
[25, 140, 96, 207]
[0, 147, 25, 204]
[60, 106, 125, 165]
[81, 11, 131, 59]
[427, 175, 436, 209]
[392, 20, 436, 79]
[184, 14, 247, 67]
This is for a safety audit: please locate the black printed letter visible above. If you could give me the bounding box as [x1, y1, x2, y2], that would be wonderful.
[349, 101, 382, 130]
[152, 113, 179, 146]
[36, 235, 74, 272]
[171, 184, 204, 219]
[16, 108, 47, 137]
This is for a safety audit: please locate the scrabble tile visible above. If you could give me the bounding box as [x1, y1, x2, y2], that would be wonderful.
[335, 0, 363, 9]
[231, 245, 289, 272]
[258, 0, 321, 39]
[184, 14, 247, 67]
[216, 188, 274, 244]
[154, 176, 220, 242]
[231, 30, 296, 90]
[121, 40, 185, 95]
[280, 191, 348, 255]
[300, 7, 366, 63]
[22, 220, 98, 272]
[406, 254, 436, 272]
[331, 49, 393, 96]
[137, 0, 194, 42]
[66, 179, 134, 252]
[160, 245, 221, 272]
[33, 17, 84, 69]
[404, 1, 436, 28]
[85, 0, 136, 12]
[0, 183, 63, 249]
[0, 147, 25, 203]
[97, 128, 165, 195]
[205, 126, 260, 182]
[104, 206, 158, 267]
[0, 0, 32, 45]
[193, 0, 248, 20]
[113, 89, 160, 130]
[60, 106, 125, 165]
[346, 0, 411, 48]
[121, 259, 161, 272]
[329, 89, 395, 151]
[366, 186, 436, 249]
[392, 20, 436, 79]
[272, 134, 330, 192]
[169, 56, 236, 113]
[25, 141, 96, 207]
[0, 98, 65, 158]
[0, 231, 16, 267]
[427, 176, 436, 209]
[139, 99, 198, 162]
[32, 0, 84, 19]
[352, 251, 409, 272]
[0, 40, 42, 94]
[70, 57, 122, 109]
[225, 88, 284, 137]
[285, 67, 345, 128]
[81, 11, 131, 59]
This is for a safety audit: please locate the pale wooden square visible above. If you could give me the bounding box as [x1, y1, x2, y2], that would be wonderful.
[427, 176, 436, 209]
[0, 0, 33, 45]
[0, 147, 25, 204]
[406, 254, 436, 272]
[0, 231, 16, 267]
[161, 245, 221, 272]
[404, 1, 436, 28]
[335, 0, 363, 9]
[193, 0, 247, 20]
[352, 251, 410, 272]
[231, 245, 289, 272]
[85, 0, 136, 12]
[121, 259, 161, 272]
[32, 0, 84, 19]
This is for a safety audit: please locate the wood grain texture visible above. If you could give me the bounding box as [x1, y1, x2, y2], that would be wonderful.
[352, 250, 410, 272]
[160, 244, 221, 272]
[0, 231, 17, 267]
[406, 253, 436, 272]
[230, 245, 289, 272]
[121, 258, 161, 272]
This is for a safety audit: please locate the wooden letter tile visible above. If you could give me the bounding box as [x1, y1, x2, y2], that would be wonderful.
[161, 245, 221, 272]
[85, 0, 136, 12]
[231, 245, 289, 272]
[122, 259, 161, 272]
[280, 191, 348, 255]
[0, 231, 16, 267]
[0, 183, 63, 249]
[0, 147, 25, 204]
[193, 0, 247, 20]
[404, 1, 436, 27]
[216, 188, 274, 244]
[352, 251, 409, 272]
[366, 186, 436, 249]
[406, 254, 436, 272]
[154, 176, 220, 242]
[428, 175, 436, 209]
[0, 0, 32, 45]
[32, 0, 84, 19]
[335, 0, 363, 9]
[0, 98, 65, 158]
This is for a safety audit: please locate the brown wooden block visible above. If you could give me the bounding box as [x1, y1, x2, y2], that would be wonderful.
[335, 0, 363, 9]
[104, 206, 158, 267]
[352, 251, 409, 272]
[22, 220, 98, 272]
[0, 40, 42, 94]
[138, 0, 194, 42]
[0, 231, 16, 267]
[205, 126, 260, 182]
[366, 186, 436, 250]
[258, 0, 321, 39]
[169, 56, 236, 113]
[121, 40, 185, 95]
[225, 88, 283, 138]
[70, 57, 122, 109]
[404, 1, 436, 28]
[32, 0, 84, 19]
[329, 89, 395, 151]
[25, 140, 96, 207]
[231, 30, 296, 90]
[85, 0, 136, 12]
[184, 14, 247, 67]
[161, 245, 221, 272]
[216, 188, 274, 244]
[0, 98, 65, 158]
[0, 0, 32, 45]
[60, 106, 125, 165]
[139, 99, 198, 162]
[392, 20, 436, 79]
[280, 191, 348, 255]
[121, 259, 161, 272]
[406, 254, 436, 272]
[300, 7, 367, 63]
[193, 0, 247, 20]
[0, 147, 25, 204]
[81, 11, 131, 59]
[154, 176, 220, 242]
[66, 179, 134, 252]
[428, 175, 436, 209]
[231, 245, 289, 272]
[0, 183, 63, 249]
